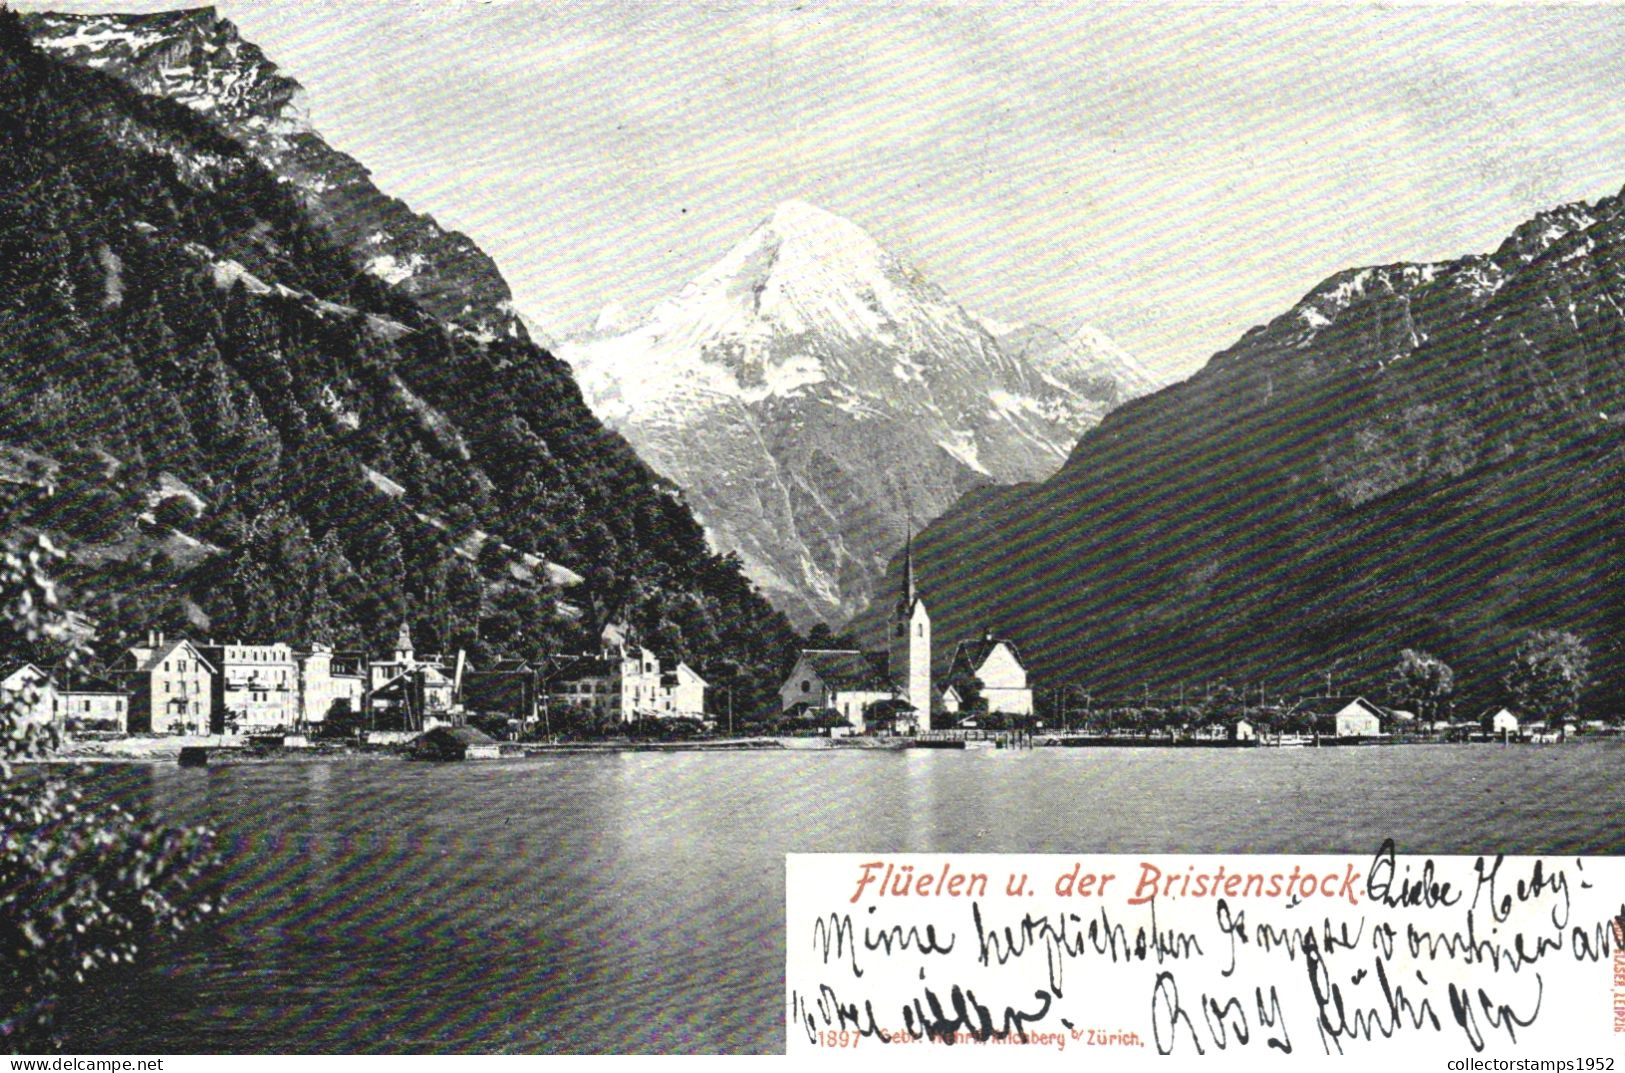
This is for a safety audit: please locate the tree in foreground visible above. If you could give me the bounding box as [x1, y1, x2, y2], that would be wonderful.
[1504, 629, 1592, 727]
[1388, 648, 1455, 725]
[0, 537, 221, 1049]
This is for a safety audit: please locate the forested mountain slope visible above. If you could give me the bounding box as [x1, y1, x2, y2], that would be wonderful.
[0, 12, 796, 703]
[892, 188, 1625, 713]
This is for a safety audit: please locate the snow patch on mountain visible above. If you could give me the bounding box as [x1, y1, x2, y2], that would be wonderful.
[365, 253, 427, 285]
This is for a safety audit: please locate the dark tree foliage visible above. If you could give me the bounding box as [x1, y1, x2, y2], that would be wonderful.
[0, 537, 221, 1049]
[0, 14, 799, 687]
[1504, 629, 1591, 726]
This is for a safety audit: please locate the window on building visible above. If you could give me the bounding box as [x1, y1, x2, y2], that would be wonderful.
[800, 680, 810, 693]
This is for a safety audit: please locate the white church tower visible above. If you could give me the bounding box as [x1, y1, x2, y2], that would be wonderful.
[888, 533, 931, 731]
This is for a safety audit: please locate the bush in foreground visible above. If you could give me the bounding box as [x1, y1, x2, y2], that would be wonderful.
[0, 537, 221, 1049]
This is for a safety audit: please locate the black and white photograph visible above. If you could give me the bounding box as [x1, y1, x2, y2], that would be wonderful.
[1, 0, 1622, 1058]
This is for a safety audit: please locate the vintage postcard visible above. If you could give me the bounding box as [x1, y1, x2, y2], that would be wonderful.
[0, 0, 1621, 1061]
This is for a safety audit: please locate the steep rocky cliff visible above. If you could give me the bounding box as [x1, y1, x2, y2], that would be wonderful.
[25, 7, 521, 339]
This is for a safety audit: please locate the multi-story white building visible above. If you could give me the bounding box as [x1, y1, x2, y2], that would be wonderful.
[56, 678, 130, 733]
[120, 635, 214, 735]
[197, 642, 299, 733]
[299, 645, 367, 725]
[367, 623, 453, 728]
[544, 642, 707, 721]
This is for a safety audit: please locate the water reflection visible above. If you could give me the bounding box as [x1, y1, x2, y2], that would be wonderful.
[51, 744, 1625, 1053]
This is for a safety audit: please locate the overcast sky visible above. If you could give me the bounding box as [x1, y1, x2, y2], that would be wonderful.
[23, 1, 1625, 377]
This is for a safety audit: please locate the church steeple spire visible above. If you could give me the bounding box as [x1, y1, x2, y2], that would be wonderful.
[902, 528, 917, 609]
[394, 620, 414, 663]
[903, 526, 916, 611]
[888, 523, 931, 732]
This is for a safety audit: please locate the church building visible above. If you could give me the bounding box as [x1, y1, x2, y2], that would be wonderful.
[779, 535, 931, 732]
[888, 536, 931, 731]
[941, 630, 1034, 717]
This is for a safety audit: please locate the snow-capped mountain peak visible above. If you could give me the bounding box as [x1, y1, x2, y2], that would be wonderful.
[661, 198, 930, 352]
[561, 201, 1155, 629]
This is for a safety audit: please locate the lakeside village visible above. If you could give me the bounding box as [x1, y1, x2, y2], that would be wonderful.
[1, 544, 1610, 760]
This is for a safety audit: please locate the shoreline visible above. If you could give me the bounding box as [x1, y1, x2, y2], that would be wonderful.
[26, 731, 1619, 765]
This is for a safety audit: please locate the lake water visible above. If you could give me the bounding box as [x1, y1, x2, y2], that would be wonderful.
[51, 744, 1625, 1053]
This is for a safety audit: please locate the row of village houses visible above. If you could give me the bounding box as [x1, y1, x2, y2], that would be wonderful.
[0, 542, 1552, 741]
[768, 544, 1558, 740]
[0, 539, 1043, 739]
[0, 622, 709, 736]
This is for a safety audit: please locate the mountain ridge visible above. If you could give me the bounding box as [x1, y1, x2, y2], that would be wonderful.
[883, 181, 1625, 712]
[23, 6, 523, 341]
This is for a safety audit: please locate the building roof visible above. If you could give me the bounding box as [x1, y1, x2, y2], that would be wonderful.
[0, 661, 48, 686]
[798, 649, 895, 693]
[485, 658, 538, 674]
[667, 662, 707, 687]
[58, 675, 124, 694]
[1291, 696, 1385, 720]
[421, 725, 496, 747]
[124, 638, 215, 676]
[542, 655, 618, 683]
[411, 725, 500, 756]
[947, 634, 1025, 679]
